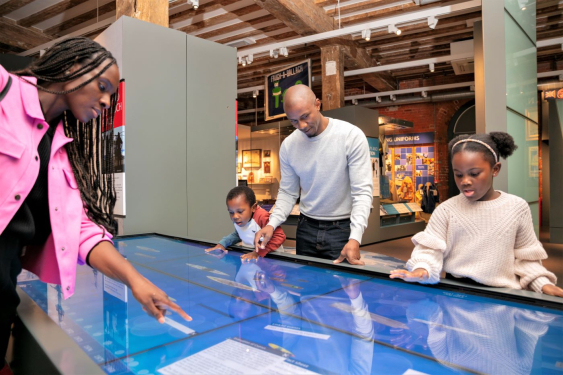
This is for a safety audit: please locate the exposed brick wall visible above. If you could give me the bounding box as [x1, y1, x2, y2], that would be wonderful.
[379, 99, 472, 201]
[538, 61, 563, 73]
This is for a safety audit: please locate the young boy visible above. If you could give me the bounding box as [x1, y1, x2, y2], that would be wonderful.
[205, 187, 286, 261]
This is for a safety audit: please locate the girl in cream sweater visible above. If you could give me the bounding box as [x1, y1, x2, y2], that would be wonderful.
[390, 132, 563, 297]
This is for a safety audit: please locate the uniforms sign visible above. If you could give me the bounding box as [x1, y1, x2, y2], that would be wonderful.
[384, 132, 434, 146]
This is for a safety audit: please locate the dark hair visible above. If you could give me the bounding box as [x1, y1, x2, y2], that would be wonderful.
[226, 186, 256, 207]
[14, 37, 118, 235]
[13, 37, 116, 95]
[448, 132, 518, 166]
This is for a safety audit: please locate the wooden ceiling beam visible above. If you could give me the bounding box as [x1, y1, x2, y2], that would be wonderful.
[339, 2, 418, 26]
[538, 28, 563, 39]
[117, 0, 169, 27]
[377, 50, 453, 65]
[0, 0, 35, 17]
[195, 14, 277, 39]
[537, 18, 563, 30]
[536, 14, 563, 26]
[254, 0, 335, 35]
[0, 17, 53, 51]
[43, 1, 116, 36]
[537, 1, 563, 11]
[325, 0, 405, 17]
[0, 40, 25, 53]
[373, 45, 452, 61]
[370, 40, 452, 55]
[233, 30, 298, 50]
[363, 26, 472, 51]
[238, 54, 322, 77]
[176, 4, 262, 33]
[241, 45, 319, 63]
[214, 23, 289, 44]
[17, 0, 90, 28]
[367, 34, 473, 58]
[169, 0, 188, 7]
[83, 25, 111, 40]
[169, 0, 239, 25]
[254, 0, 396, 91]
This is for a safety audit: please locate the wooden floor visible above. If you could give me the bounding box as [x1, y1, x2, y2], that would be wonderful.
[284, 226, 563, 288]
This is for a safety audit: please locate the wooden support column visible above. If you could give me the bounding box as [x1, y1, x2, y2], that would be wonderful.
[321, 45, 345, 111]
[117, 0, 169, 27]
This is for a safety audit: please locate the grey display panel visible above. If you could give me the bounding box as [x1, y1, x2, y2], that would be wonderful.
[95, 17, 236, 241]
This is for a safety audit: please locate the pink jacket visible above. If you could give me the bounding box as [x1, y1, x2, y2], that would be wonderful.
[0, 65, 112, 299]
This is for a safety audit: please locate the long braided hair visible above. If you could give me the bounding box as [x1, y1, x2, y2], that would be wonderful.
[14, 37, 119, 235]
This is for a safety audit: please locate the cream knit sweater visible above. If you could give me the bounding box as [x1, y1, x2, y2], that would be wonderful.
[407, 191, 557, 293]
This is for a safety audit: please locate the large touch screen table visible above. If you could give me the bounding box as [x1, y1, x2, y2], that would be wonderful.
[14, 234, 563, 374]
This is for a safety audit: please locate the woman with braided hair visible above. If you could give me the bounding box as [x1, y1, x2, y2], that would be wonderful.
[0, 37, 190, 373]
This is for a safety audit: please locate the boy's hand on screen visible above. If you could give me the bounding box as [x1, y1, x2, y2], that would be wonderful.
[389, 268, 429, 283]
[205, 244, 226, 253]
[255, 226, 274, 252]
[241, 251, 260, 262]
[542, 284, 563, 297]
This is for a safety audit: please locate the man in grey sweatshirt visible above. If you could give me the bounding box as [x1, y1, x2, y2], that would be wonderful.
[254, 85, 373, 265]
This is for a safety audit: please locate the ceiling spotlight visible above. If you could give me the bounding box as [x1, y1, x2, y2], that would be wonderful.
[421, 91, 428, 98]
[270, 49, 279, 59]
[246, 54, 253, 65]
[280, 47, 288, 57]
[390, 94, 396, 101]
[352, 99, 358, 105]
[253, 90, 259, 98]
[361, 29, 371, 41]
[191, 0, 199, 9]
[429, 63, 435, 72]
[241, 58, 246, 67]
[376, 96, 382, 103]
[388, 24, 401, 35]
[428, 16, 438, 29]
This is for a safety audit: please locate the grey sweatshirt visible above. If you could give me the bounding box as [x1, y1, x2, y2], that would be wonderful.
[268, 118, 373, 243]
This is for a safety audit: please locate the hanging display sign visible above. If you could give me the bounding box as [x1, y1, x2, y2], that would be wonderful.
[384, 132, 434, 146]
[544, 88, 563, 100]
[102, 79, 126, 216]
[265, 59, 311, 121]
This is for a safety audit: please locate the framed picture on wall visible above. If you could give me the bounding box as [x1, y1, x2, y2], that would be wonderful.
[264, 150, 271, 157]
[525, 119, 539, 141]
[529, 146, 539, 177]
[264, 161, 271, 174]
[242, 149, 261, 169]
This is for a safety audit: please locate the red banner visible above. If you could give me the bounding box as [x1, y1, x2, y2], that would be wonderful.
[114, 80, 125, 128]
